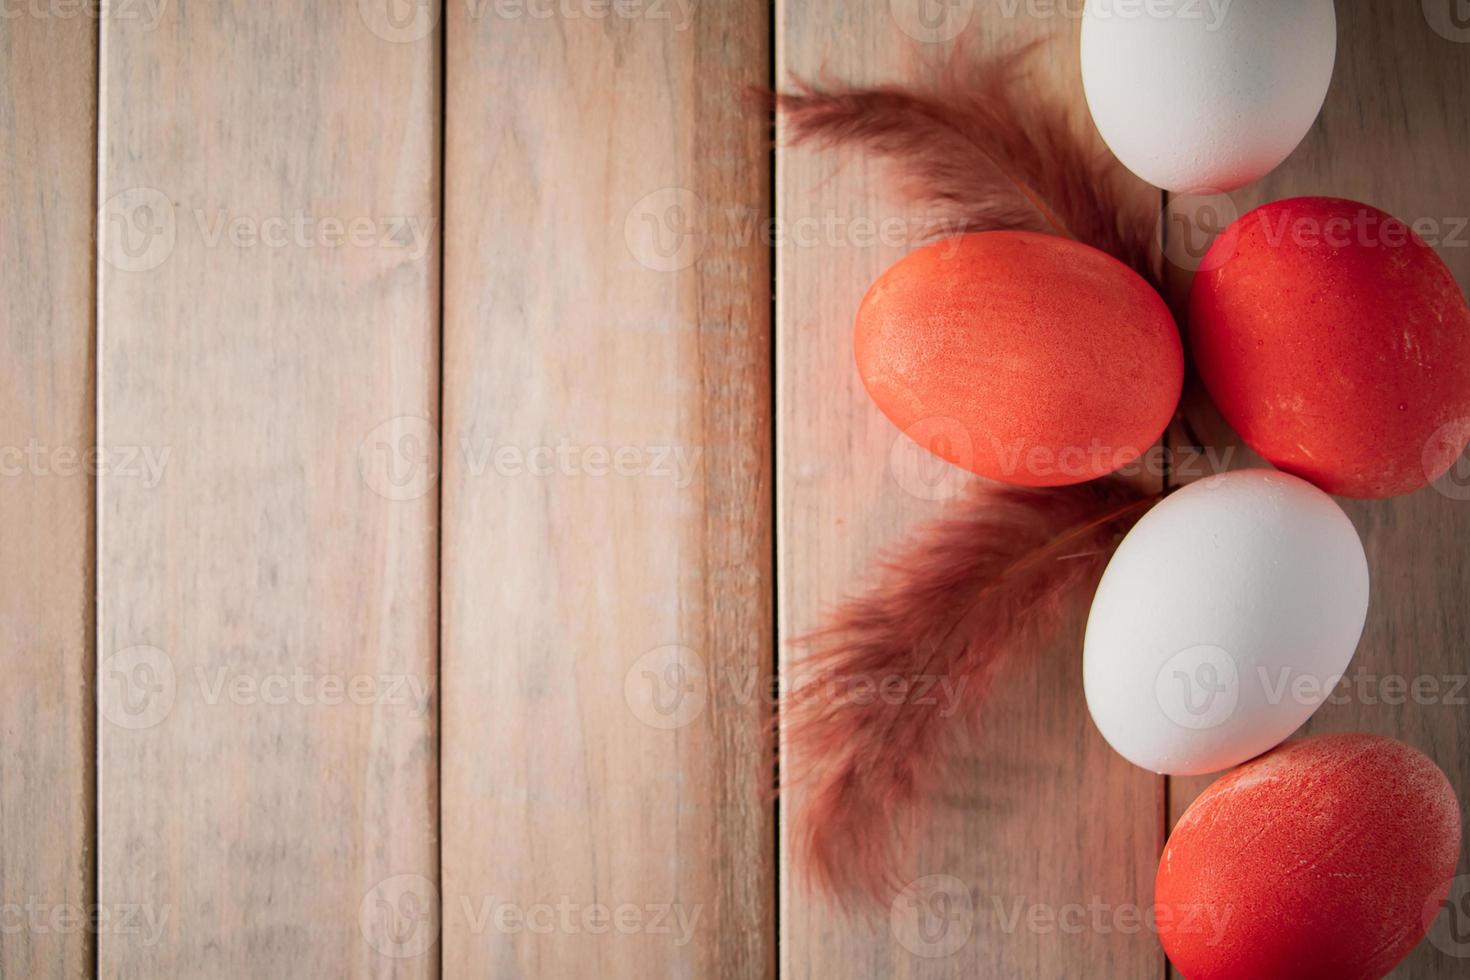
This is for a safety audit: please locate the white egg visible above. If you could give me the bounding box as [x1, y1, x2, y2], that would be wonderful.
[1083, 470, 1368, 776]
[1080, 0, 1337, 192]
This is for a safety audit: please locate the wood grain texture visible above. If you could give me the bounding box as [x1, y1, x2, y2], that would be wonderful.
[1164, 5, 1470, 978]
[775, 4, 1165, 978]
[97, 2, 440, 975]
[439, 2, 773, 978]
[0, 14, 96, 980]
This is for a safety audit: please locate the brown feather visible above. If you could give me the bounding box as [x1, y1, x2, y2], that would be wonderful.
[784, 478, 1160, 904]
[770, 44, 1162, 289]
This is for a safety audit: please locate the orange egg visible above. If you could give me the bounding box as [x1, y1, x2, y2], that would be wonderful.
[1190, 197, 1470, 498]
[855, 232, 1182, 486]
[1156, 734, 1462, 980]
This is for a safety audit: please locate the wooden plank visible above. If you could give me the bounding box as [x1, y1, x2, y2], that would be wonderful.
[1164, 6, 1470, 978]
[439, 3, 773, 978]
[0, 14, 96, 980]
[96, 3, 440, 975]
[775, 6, 1165, 979]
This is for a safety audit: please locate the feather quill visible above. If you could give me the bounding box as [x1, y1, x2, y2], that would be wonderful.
[785, 479, 1160, 903]
[771, 44, 1162, 288]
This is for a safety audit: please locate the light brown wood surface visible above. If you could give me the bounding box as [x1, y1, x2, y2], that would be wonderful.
[439, 2, 774, 978]
[775, 5, 1165, 978]
[5, 2, 1468, 978]
[97, 2, 440, 975]
[1164, 6, 1470, 978]
[0, 14, 96, 980]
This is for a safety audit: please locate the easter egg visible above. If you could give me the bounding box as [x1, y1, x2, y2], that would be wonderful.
[855, 231, 1182, 487]
[1084, 469, 1368, 775]
[1190, 197, 1470, 498]
[1156, 734, 1462, 980]
[1080, 0, 1336, 192]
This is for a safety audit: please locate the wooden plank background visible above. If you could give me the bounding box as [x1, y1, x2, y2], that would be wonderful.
[0, 1, 1466, 977]
[96, 2, 440, 976]
[0, 13, 96, 980]
[439, 0, 773, 977]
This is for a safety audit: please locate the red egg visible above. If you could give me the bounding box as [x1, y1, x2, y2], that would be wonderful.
[1156, 733, 1462, 980]
[855, 231, 1182, 486]
[1190, 197, 1470, 498]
